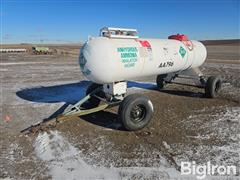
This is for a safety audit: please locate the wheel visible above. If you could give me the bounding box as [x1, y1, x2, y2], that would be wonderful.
[205, 76, 222, 98]
[118, 94, 154, 131]
[83, 83, 104, 108]
[156, 74, 167, 89]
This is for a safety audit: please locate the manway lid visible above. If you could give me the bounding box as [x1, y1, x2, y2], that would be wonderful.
[168, 34, 189, 41]
[100, 27, 139, 39]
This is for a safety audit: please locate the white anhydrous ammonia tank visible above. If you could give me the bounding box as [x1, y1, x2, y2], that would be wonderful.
[79, 36, 207, 84]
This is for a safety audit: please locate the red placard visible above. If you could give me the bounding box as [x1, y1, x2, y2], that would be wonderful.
[136, 40, 151, 48]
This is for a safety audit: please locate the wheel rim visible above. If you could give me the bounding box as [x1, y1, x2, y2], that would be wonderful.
[130, 105, 146, 123]
[215, 80, 221, 93]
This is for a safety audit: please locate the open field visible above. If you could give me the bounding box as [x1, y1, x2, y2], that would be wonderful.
[0, 40, 240, 179]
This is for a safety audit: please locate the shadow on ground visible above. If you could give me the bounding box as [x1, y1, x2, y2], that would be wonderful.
[16, 80, 157, 130]
[16, 80, 159, 104]
[16, 80, 202, 130]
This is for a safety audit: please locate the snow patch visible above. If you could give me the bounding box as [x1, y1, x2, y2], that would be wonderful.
[34, 131, 119, 179]
[174, 106, 240, 172]
[34, 131, 180, 180]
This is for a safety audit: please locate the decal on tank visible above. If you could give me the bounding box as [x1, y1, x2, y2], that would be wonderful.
[117, 47, 138, 68]
[79, 54, 87, 70]
[136, 40, 153, 61]
[179, 46, 186, 58]
[79, 51, 91, 75]
[82, 68, 91, 76]
[136, 40, 151, 48]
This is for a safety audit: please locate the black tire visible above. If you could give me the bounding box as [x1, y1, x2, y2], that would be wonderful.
[156, 74, 167, 89]
[205, 76, 222, 98]
[83, 83, 104, 108]
[118, 94, 154, 131]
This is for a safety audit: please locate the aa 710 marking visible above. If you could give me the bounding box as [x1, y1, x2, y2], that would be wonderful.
[158, 61, 174, 68]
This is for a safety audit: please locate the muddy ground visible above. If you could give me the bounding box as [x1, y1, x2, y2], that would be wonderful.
[0, 42, 239, 180]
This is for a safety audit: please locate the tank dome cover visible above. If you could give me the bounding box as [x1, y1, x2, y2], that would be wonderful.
[168, 34, 189, 41]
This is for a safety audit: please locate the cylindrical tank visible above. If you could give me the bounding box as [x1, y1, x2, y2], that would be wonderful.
[79, 37, 207, 84]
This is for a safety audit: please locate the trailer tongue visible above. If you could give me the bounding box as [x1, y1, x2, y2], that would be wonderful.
[21, 86, 121, 134]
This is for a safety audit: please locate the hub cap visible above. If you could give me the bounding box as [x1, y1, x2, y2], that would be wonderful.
[130, 105, 146, 123]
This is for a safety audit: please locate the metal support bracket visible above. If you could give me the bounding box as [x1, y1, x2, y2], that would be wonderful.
[171, 67, 207, 88]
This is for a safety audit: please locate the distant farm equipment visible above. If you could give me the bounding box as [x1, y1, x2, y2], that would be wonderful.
[32, 46, 55, 55]
[0, 48, 27, 53]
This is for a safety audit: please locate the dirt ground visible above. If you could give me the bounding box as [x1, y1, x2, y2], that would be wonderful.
[0, 41, 239, 180]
